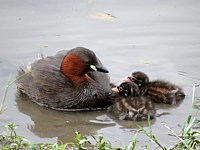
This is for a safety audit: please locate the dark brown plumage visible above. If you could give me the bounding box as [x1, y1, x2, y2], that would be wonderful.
[123, 71, 185, 104]
[17, 47, 115, 111]
[109, 82, 156, 121]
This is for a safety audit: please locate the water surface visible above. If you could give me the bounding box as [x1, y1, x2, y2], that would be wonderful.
[0, 0, 200, 148]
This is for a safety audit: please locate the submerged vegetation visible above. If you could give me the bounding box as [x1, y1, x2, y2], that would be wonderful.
[0, 72, 29, 114]
[0, 75, 200, 149]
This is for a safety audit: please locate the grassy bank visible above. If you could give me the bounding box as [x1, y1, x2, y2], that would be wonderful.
[0, 111, 200, 150]
[0, 76, 200, 149]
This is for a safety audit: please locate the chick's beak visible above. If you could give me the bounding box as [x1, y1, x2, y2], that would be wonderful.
[122, 77, 132, 82]
[112, 87, 119, 93]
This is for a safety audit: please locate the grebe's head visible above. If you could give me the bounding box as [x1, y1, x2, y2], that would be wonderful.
[122, 71, 149, 88]
[60, 47, 108, 83]
[112, 82, 140, 97]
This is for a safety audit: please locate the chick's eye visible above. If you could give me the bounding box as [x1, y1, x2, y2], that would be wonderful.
[130, 77, 137, 82]
[118, 87, 123, 91]
[131, 78, 135, 82]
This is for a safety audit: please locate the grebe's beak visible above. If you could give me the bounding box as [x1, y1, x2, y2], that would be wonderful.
[90, 65, 109, 73]
[122, 77, 132, 82]
[112, 87, 119, 93]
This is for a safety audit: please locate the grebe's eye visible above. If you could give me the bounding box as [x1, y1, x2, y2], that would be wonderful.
[118, 87, 123, 91]
[85, 60, 91, 65]
[130, 77, 137, 82]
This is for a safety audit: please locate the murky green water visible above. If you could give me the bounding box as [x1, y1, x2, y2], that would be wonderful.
[0, 0, 200, 148]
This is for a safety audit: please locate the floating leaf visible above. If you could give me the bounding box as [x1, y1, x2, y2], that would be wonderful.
[89, 12, 116, 22]
[140, 59, 151, 65]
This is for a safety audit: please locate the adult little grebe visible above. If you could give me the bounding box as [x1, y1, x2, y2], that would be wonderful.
[123, 71, 185, 104]
[17, 47, 115, 111]
[109, 82, 156, 121]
